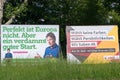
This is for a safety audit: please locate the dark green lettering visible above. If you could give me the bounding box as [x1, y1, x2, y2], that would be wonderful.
[20, 44, 36, 49]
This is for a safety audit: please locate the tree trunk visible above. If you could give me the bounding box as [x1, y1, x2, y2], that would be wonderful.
[0, 0, 4, 25]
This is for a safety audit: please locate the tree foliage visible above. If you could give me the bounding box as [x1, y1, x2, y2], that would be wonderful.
[3, 0, 109, 25]
[3, 0, 27, 24]
[102, 0, 120, 25]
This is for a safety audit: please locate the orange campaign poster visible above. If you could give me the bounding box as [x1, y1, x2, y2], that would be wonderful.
[66, 25, 119, 64]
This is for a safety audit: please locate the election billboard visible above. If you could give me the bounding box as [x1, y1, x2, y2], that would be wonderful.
[1, 25, 59, 61]
[66, 25, 119, 63]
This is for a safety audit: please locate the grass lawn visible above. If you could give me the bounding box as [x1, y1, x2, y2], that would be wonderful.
[0, 58, 120, 80]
